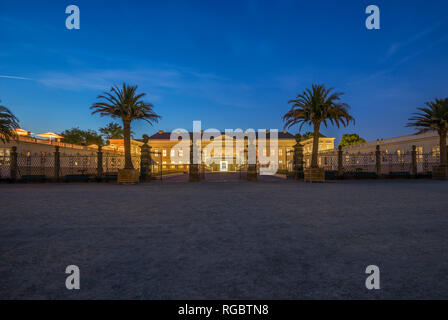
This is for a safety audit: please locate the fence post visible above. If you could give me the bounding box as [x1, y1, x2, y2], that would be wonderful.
[10, 146, 18, 182]
[54, 146, 60, 182]
[338, 145, 343, 178]
[97, 146, 103, 181]
[375, 145, 381, 178]
[139, 135, 151, 182]
[411, 145, 417, 177]
[293, 134, 304, 180]
[247, 140, 258, 181]
[189, 139, 200, 182]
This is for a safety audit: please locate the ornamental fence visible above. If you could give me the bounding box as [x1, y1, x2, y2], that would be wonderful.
[0, 144, 444, 182]
[301, 146, 441, 179]
[0, 146, 143, 182]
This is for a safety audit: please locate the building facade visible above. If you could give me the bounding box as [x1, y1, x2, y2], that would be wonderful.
[148, 130, 335, 172]
[342, 131, 446, 158]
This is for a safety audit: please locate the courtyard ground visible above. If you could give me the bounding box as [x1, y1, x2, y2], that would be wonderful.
[0, 178, 447, 299]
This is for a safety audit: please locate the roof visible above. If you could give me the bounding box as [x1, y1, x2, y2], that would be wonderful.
[148, 130, 296, 140]
[342, 131, 439, 150]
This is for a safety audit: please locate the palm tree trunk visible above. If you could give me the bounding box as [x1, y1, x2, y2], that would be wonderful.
[440, 129, 447, 166]
[311, 122, 321, 168]
[122, 119, 134, 170]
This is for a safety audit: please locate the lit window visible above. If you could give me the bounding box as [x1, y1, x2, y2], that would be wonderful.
[397, 149, 404, 162]
[170, 149, 175, 157]
[162, 149, 166, 157]
[416, 146, 423, 163]
[279, 149, 283, 156]
[432, 145, 440, 158]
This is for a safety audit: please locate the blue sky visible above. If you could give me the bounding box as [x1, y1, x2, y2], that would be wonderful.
[0, 0, 447, 143]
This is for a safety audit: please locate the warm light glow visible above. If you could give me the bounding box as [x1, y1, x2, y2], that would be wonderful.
[14, 128, 34, 136]
[36, 132, 64, 139]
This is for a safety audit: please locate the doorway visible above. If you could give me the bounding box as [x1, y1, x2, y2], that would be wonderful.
[220, 161, 228, 172]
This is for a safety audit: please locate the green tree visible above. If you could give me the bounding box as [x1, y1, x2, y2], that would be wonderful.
[339, 134, 366, 147]
[91, 83, 161, 170]
[283, 84, 354, 168]
[301, 131, 327, 140]
[407, 98, 448, 166]
[61, 127, 104, 146]
[0, 101, 19, 143]
[99, 122, 126, 141]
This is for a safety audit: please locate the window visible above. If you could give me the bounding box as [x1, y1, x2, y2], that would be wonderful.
[179, 150, 183, 157]
[397, 149, 404, 162]
[162, 161, 166, 164]
[279, 149, 283, 156]
[416, 146, 423, 163]
[432, 145, 440, 158]
[170, 149, 175, 157]
[0, 148, 10, 165]
[162, 149, 166, 157]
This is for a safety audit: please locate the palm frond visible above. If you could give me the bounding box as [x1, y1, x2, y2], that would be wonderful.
[0, 101, 20, 143]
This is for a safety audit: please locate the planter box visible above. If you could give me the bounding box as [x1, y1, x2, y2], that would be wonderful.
[304, 167, 325, 182]
[247, 164, 258, 181]
[189, 164, 200, 182]
[433, 165, 448, 180]
[118, 169, 139, 184]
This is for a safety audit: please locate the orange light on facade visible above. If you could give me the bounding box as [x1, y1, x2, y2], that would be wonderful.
[36, 132, 64, 142]
[14, 128, 34, 136]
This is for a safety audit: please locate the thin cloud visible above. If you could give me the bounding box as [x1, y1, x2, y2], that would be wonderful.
[386, 23, 442, 58]
[36, 67, 259, 109]
[350, 33, 448, 86]
[0, 75, 33, 80]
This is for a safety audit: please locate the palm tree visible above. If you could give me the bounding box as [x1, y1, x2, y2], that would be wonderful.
[0, 101, 20, 143]
[407, 98, 448, 166]
[91, 84, 161, 170]
[283, 84, 354, 168]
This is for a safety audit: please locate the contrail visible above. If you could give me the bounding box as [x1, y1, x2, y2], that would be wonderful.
[0, 75, 32, 80]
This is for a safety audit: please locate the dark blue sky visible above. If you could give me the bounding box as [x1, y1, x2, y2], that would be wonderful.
[0, 0, 447, 143]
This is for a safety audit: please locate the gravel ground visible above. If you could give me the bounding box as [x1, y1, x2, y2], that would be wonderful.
[0, 179, 447, 299]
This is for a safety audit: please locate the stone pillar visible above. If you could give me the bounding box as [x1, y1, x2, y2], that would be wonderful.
[139, 135, 151, 182]
[293, 134, 304, 180]
[337, 145, 343, 178]
[375, 145, 381, 178]
[10, 146, 18, 182]
[54, 146, 60, 182]
[189, 140, 200, 182]
[97, 146, 103, 181]
[411, 145, 418, 177]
